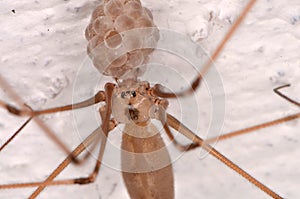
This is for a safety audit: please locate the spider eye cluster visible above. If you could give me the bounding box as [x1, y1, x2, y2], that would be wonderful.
[85, 0, 159, 79]
[121, 90, 136, 98]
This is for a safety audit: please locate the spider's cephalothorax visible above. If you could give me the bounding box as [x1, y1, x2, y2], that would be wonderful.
[112, 79, 168, 126]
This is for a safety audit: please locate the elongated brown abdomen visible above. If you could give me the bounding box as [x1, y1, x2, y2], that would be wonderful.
[121, 122, 174, 199]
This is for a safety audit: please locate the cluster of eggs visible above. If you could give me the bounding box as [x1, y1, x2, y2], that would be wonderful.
[85, 0, 160, 79]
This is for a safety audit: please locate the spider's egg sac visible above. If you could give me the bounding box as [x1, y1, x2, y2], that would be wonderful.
[85, 0, 160, 79]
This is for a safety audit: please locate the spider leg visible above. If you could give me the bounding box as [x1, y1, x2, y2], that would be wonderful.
[0, 90, 105, 117]
[206, 112, 300, 143]
[0, 116, 32, 152]
[166, 113, 283, 199]
[153, 98, 199, 151]
[0, 73, 106, 163]
[0, 119, 117, 188]
[151, 0, 257, 98]
[273, 84, 300, 107]
[164, 111, 300, 151]
[154, 93, 300, 151]
[28, 83, 116, 199]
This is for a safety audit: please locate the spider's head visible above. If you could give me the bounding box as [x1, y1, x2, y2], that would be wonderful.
[112, 81, 156, 125]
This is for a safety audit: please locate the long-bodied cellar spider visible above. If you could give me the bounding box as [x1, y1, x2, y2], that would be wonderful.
[0, 0, 300, 198]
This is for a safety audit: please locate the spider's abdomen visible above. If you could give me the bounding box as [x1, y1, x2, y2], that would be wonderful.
[85, 0, 159, 79]
[121, 122, 174, 199]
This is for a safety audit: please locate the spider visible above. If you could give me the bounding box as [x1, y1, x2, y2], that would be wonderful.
[0, 0, 299, 198]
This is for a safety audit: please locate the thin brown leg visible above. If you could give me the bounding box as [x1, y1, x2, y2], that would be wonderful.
[0, 119, 117, 189]
[28, 128, 108, 199]
[154, 100, 199, 151]
[156, 98, 300, 152]
[0, 71, 105, 162]
[0, 90, 104, 152]
[0, 74, 29, 112]
[206, 111, 300, 143]
[167, 113, 283, 199]
[163, 123, 199, 151]
[0, 104, 35, 151]
[29, 82, 116, 199]
[0, 91, 106, 163]
[79, 106, 118, 162]
[0, 86, 116, 190]
[1, 90, 105, 117]
[274, 84, 300, 107]
[0, 117, 32, 152]
[0, 126, 102, 189]
[151, 0, 257, 98]
[0, 77, 114, 196]
[162, 111, 300, 151]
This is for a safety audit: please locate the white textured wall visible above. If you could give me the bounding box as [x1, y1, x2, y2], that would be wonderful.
[0, 0, 299, 199]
